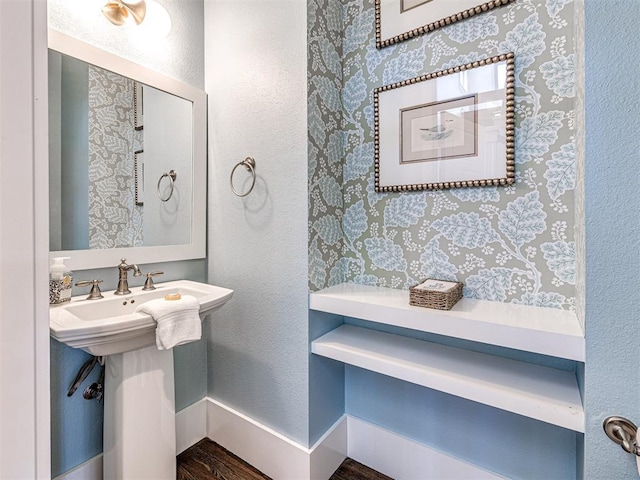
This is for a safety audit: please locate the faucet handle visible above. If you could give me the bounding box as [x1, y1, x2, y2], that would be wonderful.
[142, 271, 164, 291]
[75, 279, 104, 300]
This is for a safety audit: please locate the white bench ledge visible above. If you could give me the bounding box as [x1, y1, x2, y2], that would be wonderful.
[310, 283, 585, 362]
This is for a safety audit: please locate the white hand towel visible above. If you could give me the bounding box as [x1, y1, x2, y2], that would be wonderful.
[136, 294, 201, 350]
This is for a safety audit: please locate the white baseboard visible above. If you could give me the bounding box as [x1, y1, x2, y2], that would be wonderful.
[309, 416, 348, 480]
[206, 397, 347, 480]
[53, 455, 103, 480]
[54, 400, 503, 480]
[176, 398, 208, 454]
[347, 416, 504, 480]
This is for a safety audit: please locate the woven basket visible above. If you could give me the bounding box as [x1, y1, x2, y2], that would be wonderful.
[409, 279, 463, 310]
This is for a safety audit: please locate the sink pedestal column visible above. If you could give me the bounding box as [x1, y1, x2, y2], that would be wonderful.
[103, 345, 176, 479]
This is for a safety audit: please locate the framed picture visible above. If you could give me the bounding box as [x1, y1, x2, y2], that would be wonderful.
[375, 0, 515, 48]
[134, 149, 144, 206]
[400, 94, 478, 164]
[374, 53, 515, 192]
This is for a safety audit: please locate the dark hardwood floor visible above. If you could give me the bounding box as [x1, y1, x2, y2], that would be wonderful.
[177, 439, 269, 480]
[177, 438, 392, 480]
[328, 458, 393, 480]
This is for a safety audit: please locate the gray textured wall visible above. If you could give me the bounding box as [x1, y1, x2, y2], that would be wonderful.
[204, 0, 311, 447]
[584, 0, 640, 477]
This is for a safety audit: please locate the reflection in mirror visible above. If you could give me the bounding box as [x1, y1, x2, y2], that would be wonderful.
[48, 30, 206, 270]
[49, 51, 192, 251]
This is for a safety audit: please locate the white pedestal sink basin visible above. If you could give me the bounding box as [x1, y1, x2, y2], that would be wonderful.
[50, 280, 233, 479]
[50, 279, 233, 355]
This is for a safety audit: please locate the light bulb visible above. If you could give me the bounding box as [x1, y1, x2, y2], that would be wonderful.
[134, 0, 171, 39]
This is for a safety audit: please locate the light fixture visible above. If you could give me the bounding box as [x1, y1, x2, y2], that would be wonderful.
[102, 0, 147, 26]
[133, 0, 172, 40]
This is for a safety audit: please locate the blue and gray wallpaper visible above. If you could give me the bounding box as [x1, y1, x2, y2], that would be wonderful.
[88, 66, 144, 249]
[309, 0, 576, 310]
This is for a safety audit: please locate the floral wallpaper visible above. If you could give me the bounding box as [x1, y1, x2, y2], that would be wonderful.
[308, 0, 345, 288]
[308, 0, 577, 310]
[88, 66, 143, 249]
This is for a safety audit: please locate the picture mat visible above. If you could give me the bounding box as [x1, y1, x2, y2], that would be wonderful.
[378, 61, 507, 188]
[401, 0, 433, 13]
[400, 94, 477, 163]
[379, 0, 482, 42]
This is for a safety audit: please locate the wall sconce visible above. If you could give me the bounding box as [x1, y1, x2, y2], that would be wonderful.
[101, 0, 171, 39]
[102, 0, 147, 26]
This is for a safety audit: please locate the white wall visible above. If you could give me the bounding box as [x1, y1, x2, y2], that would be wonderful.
[204, 0, 310, 446]
[48, 0, 203, 90]
[0, 0, 50, 478]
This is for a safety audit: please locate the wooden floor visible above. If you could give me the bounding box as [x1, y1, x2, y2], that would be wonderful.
[177, 438, 392, 480]
[327, 457, 393, 480]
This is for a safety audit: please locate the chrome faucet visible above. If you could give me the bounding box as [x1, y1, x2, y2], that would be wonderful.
[115, 258, 142, 295]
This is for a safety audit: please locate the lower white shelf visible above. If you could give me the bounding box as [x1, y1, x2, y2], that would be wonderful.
[312, 324, 584, 433]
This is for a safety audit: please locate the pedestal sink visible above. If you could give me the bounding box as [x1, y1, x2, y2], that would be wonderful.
[50, 280, 233, 480]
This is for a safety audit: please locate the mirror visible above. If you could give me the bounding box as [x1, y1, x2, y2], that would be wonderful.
[48, 30, 206, 270]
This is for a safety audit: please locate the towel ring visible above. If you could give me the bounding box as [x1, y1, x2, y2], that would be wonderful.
[230, 157, 256, 197]
[157, 170, 177, 202]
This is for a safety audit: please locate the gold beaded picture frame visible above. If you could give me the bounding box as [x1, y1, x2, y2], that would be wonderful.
[375, 0, 515, 49]
[374, 53, 515, 193]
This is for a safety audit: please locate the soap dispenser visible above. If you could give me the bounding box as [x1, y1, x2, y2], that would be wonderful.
[50, 257, 73, 305]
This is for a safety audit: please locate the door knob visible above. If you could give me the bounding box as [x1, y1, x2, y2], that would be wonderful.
[603, 416, 640, 456]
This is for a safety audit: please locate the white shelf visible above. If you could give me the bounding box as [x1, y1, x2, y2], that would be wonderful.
[310, 283, 585, 362]
[312, 325, 584, 432]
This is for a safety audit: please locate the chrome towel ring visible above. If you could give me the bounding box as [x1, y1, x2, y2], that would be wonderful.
[157, 170, 177, 202]
[230, 157, 256, 197]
